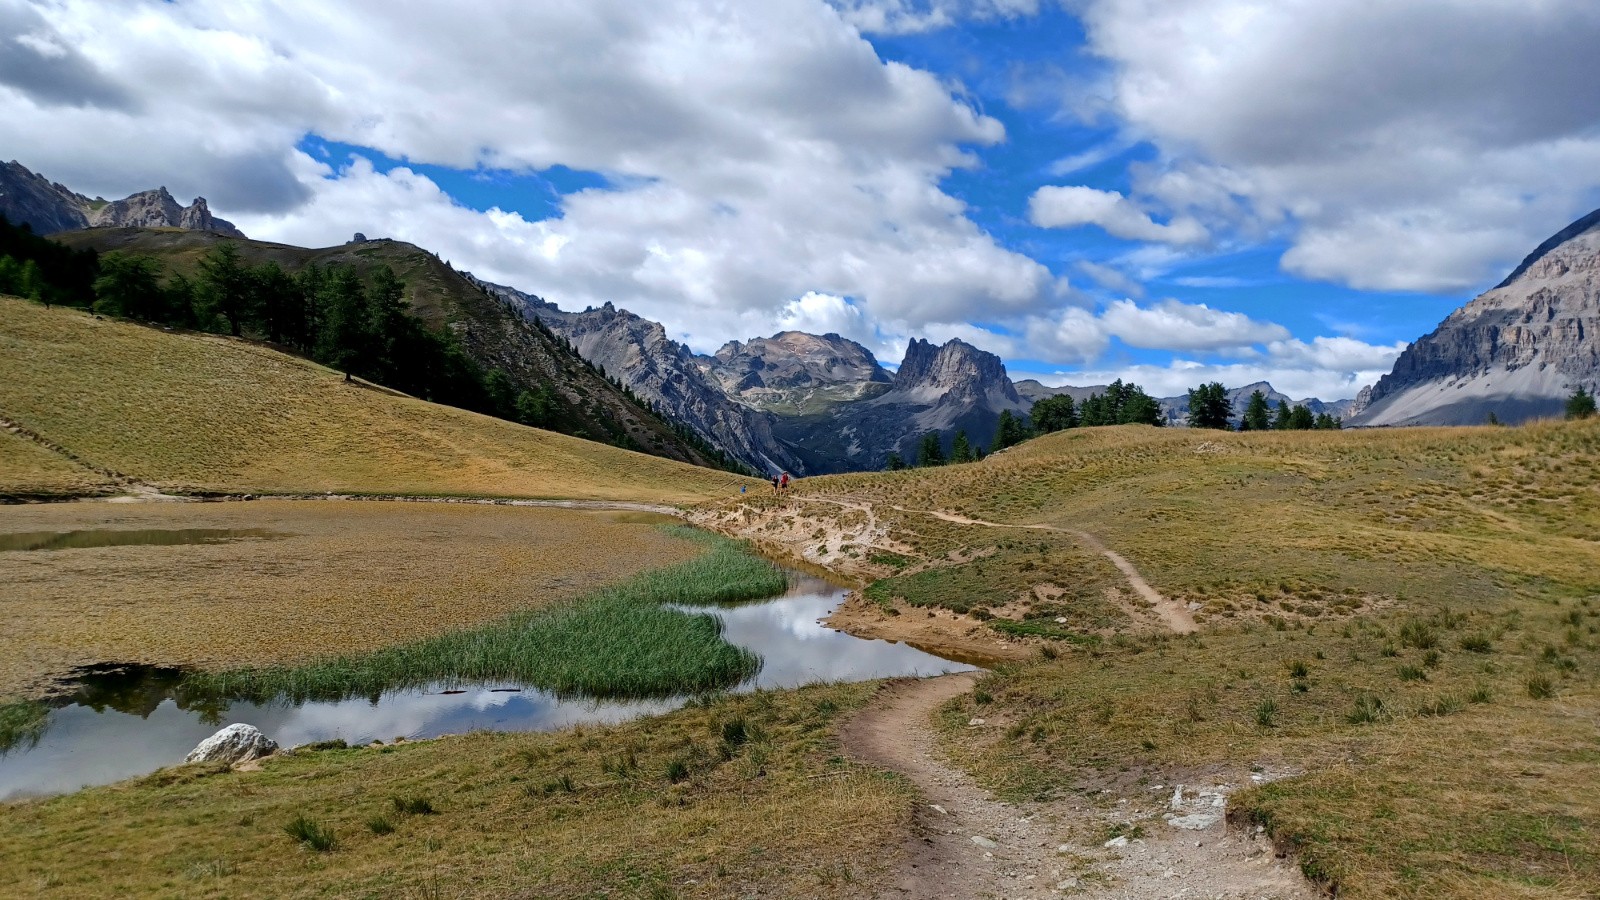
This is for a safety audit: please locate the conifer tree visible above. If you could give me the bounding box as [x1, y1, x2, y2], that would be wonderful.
[1241, 390, 1271, 431]
[1566, 386, 1596, 420]
[951, 430, 974, 463]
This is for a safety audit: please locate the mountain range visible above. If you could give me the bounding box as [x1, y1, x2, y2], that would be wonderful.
[9, 156, 1596, 472]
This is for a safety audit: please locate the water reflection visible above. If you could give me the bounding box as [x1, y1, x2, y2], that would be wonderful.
[1, 572, 972, 800]
[0, 528, 285, 552]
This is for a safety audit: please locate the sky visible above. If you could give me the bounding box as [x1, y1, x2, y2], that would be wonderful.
[6, 0, 1600, 401]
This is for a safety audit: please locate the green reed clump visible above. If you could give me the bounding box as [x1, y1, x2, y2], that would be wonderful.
[0, 699, 49, 755]
[185, 529, 784, 702]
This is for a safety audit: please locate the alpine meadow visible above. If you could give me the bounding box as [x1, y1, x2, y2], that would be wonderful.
[5, 2, 1600, 899]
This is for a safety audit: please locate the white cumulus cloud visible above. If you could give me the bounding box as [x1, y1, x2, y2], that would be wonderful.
[1028, 185, 1208, 246]
[1076, 0, 1600, 293]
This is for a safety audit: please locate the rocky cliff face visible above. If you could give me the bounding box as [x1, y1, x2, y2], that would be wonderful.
[706, 331, 892, 413]
[481, 283, 806, 474]
[769, 337, 1027, 472]
[86, 188, 245, 238]
[476, 277, 1033, 473]
[0, 160, 89, 233]
[0, 161, 244, 238]
[1350, 208, 1600, 427]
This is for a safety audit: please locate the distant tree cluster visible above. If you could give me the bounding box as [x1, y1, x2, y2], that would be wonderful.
[1211, 387, 1340, 431]
[1186, 382, 1233, 429]
[0, 213, 98, 307]
[1026, 379, 1164, 444]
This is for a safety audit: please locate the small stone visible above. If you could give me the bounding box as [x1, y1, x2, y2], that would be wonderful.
[1056, 877, 1080, 890]
[1055, 616, 1068, 623]
[971, 835, 998, 850]
[1056, 844, 1072, 853]
[1103, 835, 1129, 848]
[968, 717, 987, 727]
[929, 804, 947, 815]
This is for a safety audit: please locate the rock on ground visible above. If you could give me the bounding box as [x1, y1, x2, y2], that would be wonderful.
[185, 723, 278, 764]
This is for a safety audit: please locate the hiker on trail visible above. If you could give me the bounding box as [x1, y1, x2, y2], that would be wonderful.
[771, 475, 781, 494]
[779, 472, 791, 491]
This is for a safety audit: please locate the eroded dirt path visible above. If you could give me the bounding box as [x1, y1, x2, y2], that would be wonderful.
[845, 674, 1316, 899]
[892, 505, 1197, 634]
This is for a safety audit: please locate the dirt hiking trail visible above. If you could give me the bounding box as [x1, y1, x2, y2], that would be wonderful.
[890, 504, 1198, 634]
[844, 673, 1316, 899]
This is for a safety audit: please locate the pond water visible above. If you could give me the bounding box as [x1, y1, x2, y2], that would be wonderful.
[0, 572, 973, 800]
[0, 528, 285, 553]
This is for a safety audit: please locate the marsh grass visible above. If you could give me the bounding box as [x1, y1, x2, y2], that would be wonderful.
[184, 529, 784, 701]
[0, 700, 49, 755]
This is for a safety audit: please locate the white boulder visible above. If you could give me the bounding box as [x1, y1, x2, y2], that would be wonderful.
[185, 723, 278, 764]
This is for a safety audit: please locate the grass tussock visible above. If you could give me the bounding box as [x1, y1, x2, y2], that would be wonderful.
[183, 529, 784, 701]
[283, 815, 336, 852]
[0, 682, 910, 898]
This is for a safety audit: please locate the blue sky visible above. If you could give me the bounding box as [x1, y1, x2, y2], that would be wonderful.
[8, 0, 1600, 399]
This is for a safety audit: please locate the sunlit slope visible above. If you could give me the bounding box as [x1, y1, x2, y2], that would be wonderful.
[0, 428, 118, 500]
[812, 421, 1600, 619]
[791, 423, 1600, 896]
[0, 297, 742, 501]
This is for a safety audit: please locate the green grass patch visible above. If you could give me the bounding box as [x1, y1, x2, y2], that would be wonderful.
[0, 700, 49, 755]
[184, 529, 784, 701]
[987, 618, 1103, 645]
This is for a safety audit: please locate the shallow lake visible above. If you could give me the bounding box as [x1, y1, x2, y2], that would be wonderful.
[0, 571, 972, 800]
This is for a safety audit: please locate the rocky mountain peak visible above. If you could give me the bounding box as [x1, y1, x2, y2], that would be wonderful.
[892, 337, 1020, 406]
[1350, 207, 1600, 426]
[0, 161, 245, 238]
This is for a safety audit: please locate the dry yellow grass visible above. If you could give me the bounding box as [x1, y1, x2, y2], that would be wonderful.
[0, 429, 117, 500]
[0, 297, 746, 502]
[0, 682, 915, 899]
[0, 501, 705, 699]
[729, 422, 1600, 897]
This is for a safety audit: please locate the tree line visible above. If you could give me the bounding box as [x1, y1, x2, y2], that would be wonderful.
[1188, 384, 1340, 431]
[884, 379, 1166, 469]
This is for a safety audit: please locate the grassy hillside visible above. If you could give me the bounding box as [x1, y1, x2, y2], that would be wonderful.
[0, 428, 117, 500]
[0, 296, 745, 501]
[733, 423, 1600, 897]
[49, 227, 728, 468]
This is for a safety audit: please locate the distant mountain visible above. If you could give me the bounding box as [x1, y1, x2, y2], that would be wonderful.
[477, 278, 1031, 473]
[479, 283, 804, 474]
[765, 337, 1027, 472]
[0, 160, 243, 238]
[52, 227, 723, 468]
[1349, 208, 1600, 427]
[1019, 378, 1352, 426]
[1014, 379, 1104, 405]
[705, 331, 892, 414]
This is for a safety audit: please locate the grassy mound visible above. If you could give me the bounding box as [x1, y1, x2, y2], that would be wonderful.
[186, 530, 786, 701]
[0, 296, 745, 502]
